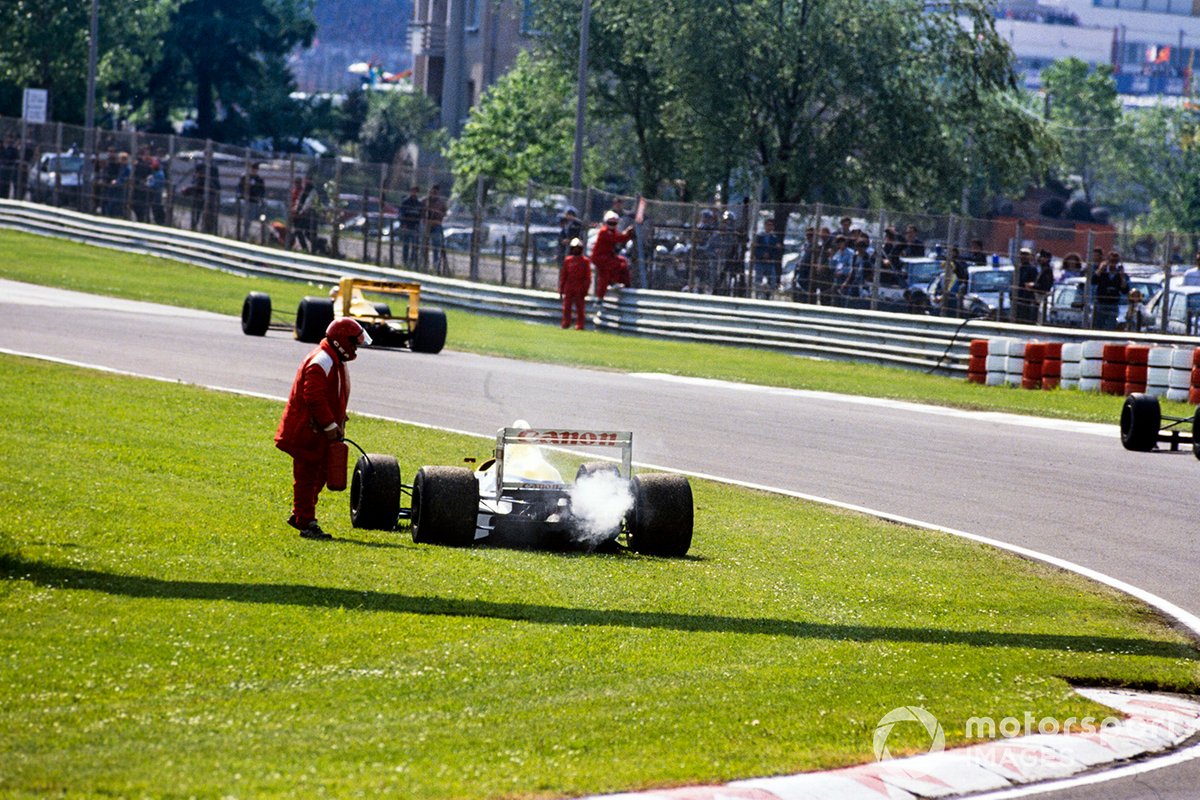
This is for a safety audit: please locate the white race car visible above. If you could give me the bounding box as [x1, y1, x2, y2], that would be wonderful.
[348, 423, 694, 556]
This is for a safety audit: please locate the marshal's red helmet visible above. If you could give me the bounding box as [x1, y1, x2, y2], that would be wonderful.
[326, 317, 372, 361]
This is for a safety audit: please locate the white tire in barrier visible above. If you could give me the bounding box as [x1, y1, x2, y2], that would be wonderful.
[1060, 376, 1080, 390]
[1080, 358, 1104, 379]
[1167, 387, 1191, 403]
[1171, 348, 1196, 369]
[1061, 342, 1083, 363]
[1168, 368, 1193, 389]
[991, 338, 1015, 356]
[1007, 340, 1027, 358]
[1148, 346, 1175, 368]
[1081, 340, 1107, 359]
[1147, 365, 1172, 388]
[1078, 377, 1102, 392]
[985, 354, 1006, 372]
[1061, 361, 1082, 380]
[986, 372, 1006, 387]
[1145, 383, 1167, 399]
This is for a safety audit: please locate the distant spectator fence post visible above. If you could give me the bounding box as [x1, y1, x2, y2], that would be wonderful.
[520, 178, 533, 289]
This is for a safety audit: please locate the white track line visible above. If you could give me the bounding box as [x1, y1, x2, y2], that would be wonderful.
[4, 345, 1199, 799]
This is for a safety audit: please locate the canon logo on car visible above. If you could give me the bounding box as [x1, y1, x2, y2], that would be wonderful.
[514, 429, 622, 446]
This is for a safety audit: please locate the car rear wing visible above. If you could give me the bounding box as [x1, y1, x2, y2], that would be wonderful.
[495, 427, 633, 490]
[336, 276, 421, 326]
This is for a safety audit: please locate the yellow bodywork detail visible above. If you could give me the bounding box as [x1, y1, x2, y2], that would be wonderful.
[334, 276, 421, 326]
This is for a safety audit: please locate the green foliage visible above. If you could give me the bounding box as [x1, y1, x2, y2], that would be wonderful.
[447, 51, 581, 194]
[148, 0, 316, 138]
[359, 89, 441, 166]
[1, 355, 1196, 795]
[1125, 106, 1200, 248]
[529, 0, 1050, 208]
[0, 0, 175, 124]
[1041, 58, 1124, 204]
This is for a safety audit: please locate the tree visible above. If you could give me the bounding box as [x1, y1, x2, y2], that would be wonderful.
[529, 0, 1052, 210]
[0, 0, 175, 124]
[447, 52, 581, 194]
[148, 0, 316, 139]
[1040, 58, 1123, 203]
[1122, 106, 1200, 247]
[359, 89, 441, 166]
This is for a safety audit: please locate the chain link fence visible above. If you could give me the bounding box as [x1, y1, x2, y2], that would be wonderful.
[1, 114, 1197, 334]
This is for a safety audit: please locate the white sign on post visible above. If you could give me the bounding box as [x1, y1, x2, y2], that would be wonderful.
[22, 89, 48, 124]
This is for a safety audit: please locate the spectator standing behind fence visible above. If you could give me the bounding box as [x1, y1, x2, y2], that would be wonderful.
[1058, 251, 1083, 282]
[810, 226, 835, 304]
[237, 162, 266, 236]
[968, 238, 988, 266]
[903, 224, 926, 257]
[559, 237, 591, 330]
[147, 156, 166, 225]
[790, 227, 817, 303]
[0, 135, 18, 199]
[827, 235, 852, 305]
[840, 237, 870, 307]
[937, 245, 968, 317]
[292, 174, 317, 253]
[130, 149, 152, 223]
[1034, 249, 1055, 318]
[1124, 288, 1152, 332]
[398, 185, 422, 265]
[1014, 247, 1038, 323]
[422, 184, 448, 272]
[1094, 250, 1129, 331]
[751, 218, 783, 298]
[709, 211, 743, 296]
[558, 206, 583, 266]
[102, 149, 123, 217]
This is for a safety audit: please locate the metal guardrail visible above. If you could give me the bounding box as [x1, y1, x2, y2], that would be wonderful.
[3, 200, 1197, 374]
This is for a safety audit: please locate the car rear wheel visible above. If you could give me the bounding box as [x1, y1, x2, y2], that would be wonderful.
[410, 307, 447, 354]
[349, 454, 401, 530]
[1193, 407, 1200, 461]
[411, 466, 477, 546]
[241, 291, 272, 336]
[1120, 393, 1160, 452]
[295, 297, 335, 343]
[627, 474, 693, 557]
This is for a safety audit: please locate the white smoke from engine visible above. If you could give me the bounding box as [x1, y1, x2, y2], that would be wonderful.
[568, 470, 634, 545]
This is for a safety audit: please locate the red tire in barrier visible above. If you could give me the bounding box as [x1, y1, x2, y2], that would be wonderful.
[1126, 345, 1150, 366]
[1042, 358, 1062, 378]
[1193, 348, 1200, 368]
[1100, 379, 1126, 395]
[1101, 362, 1126, 381]
[1191, 367, 1200, 387]
[1025, 342, 1047, 362]
[1102, 343, 1128, 363]
[1044, 342, 1063, 360]
[1126, 365, 1148, 383]
[967, 372, 986, 384]
[1021, 377, 1042, 390]
[969, 339, 989, 357]
[1191, 387, 1200, 405]
[1042, 376, 1060, 390]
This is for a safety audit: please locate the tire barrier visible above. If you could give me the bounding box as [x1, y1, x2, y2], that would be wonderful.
[1004, 339, 1025, 387]
[1124, 345, 1150, 395]
[1147, 346, 1174, 399]
[1042, 341, 1063, 390]
[967, 339, 987, 384]
[975, 338, 1200, 403]
[1168, 347, 1194, 403]
[1193, 349, 1200, 406]
[1022, 342, 1046, 390]
[1100, 343, 1127, 395]
[1060, 342, 1082, 390]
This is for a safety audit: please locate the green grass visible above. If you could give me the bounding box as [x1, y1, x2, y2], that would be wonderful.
[1, 354, 1197, 798]
[1, 228, 1191, 425]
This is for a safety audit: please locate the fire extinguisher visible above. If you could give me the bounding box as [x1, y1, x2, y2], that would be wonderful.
[326, 439, 349, 491]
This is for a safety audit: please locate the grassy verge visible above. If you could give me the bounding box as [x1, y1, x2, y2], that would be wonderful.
[0, 227, 1192, 425]
[1, 354, 1197, 798]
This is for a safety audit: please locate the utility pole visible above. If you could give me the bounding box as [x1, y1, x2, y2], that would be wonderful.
[571, 0, 592, 201]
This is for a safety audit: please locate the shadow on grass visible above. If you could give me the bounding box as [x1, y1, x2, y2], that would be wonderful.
[2, 554, 1196, 660]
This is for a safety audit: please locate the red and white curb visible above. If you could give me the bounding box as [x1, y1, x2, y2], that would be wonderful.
[580, 690, 1200, 800]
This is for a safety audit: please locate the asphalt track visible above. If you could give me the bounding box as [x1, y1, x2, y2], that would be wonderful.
[2, 278, 1198, 799]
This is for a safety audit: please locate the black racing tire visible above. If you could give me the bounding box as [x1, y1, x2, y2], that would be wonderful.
[349, 454, 402, 530]
[241, 291, 272, 336]
[294, 296, 335, 343]
[1120, 393, 1160, 452]
[411, 466, 478, 546]
[1193, 406, 1200, 461]
[410, 307, 447, 354]
[627, 473, 693, 557]
[373, 302, 392, 317]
